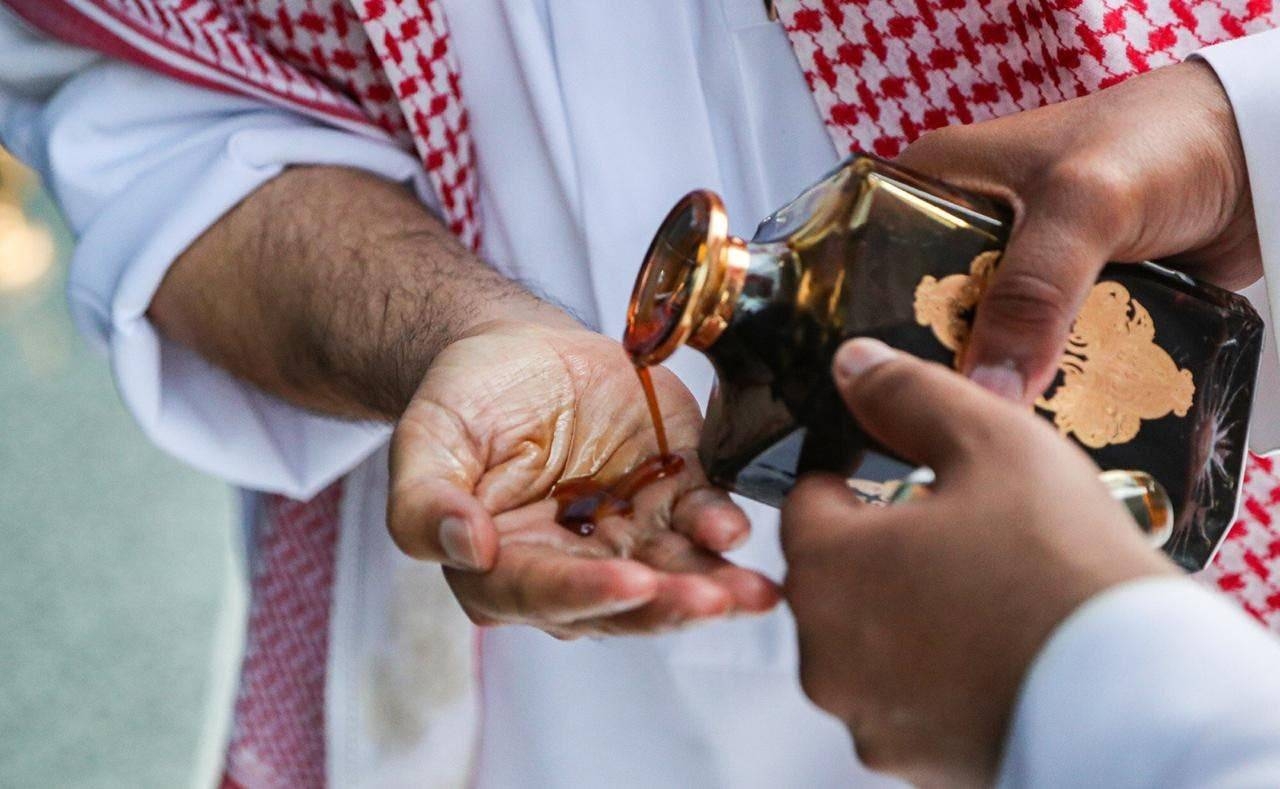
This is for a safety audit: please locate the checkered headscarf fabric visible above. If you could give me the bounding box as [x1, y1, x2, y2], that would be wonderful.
[1209, 452, 1280, 631]
[221, 482, 342, 789]
[774, 0, 1280, 157]
[4, 0, 480, 248]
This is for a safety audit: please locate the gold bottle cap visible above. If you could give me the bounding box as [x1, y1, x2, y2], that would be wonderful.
[626, 190, 748, 366]
[1098, 469, 1175, 549]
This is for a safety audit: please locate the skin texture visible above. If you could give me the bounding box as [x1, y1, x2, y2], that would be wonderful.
[150, 166, 779, 637]
[782, 339, 1175, 787]
[896, 60, 1260, 403]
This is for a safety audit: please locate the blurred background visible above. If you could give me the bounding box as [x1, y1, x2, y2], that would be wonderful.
[0, 147, 243, 787]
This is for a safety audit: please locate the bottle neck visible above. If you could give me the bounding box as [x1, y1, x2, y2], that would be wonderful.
[686, 236, 750, 352]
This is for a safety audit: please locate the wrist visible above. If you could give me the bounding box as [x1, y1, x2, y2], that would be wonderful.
[385, 306, 583, 421]
[1177, 60, 1251, 228]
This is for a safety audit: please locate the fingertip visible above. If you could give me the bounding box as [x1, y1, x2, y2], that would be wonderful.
[673, 487, 751, 552]
[833, 338, 899, 386]
[390, 478, 496, 568]
[966, 360, 1027, 403]
[695, 504, 751, 553]
[605, 560, 662, 603]
[960, 232, 1103, 403]
[468, 514, 501, 570]
[690, 579, 736, 618]
[721, 568, 783, 614]
[434, 495, 501, 570]
[711, 518, 751, 552]
[663, 576, 734, 622]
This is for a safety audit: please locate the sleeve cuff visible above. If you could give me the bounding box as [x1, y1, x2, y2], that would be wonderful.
[1196, 30, 1280, 454]
[43, 62, 435, 497]
[998, 576, 1280, 788]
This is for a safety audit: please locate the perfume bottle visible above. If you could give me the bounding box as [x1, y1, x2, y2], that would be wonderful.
[626, 155, 1263, 570]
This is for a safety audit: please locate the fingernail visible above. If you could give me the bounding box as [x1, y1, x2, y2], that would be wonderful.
[721, 524, 750, 552]
[834, 338, 898, 380]
[969, 362, 1025, 401]
[439, 516, 482, 570]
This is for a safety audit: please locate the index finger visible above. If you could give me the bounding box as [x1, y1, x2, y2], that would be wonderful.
[445, 546, 661, 626]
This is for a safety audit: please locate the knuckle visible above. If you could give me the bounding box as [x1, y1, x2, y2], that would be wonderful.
[1039, 155, 1139, 218]
[979, 270, 1076, 333]
[946, 412, 1004, 461]
[780, 492, 832, 560]
[900, 125, 967, 165]
[793, 615, 859, 719]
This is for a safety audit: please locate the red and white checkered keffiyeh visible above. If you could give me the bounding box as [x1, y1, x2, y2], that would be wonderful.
[7, 1, 1280, 786]
[220, 482, 342, 789]
[5, 0, 480, 248]
[774, 0, 1280, 158]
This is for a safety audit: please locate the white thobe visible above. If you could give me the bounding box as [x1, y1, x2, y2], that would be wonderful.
[3, 2, 1280, 787]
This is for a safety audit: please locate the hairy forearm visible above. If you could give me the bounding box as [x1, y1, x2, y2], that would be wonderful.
[149, 166, 573, 420]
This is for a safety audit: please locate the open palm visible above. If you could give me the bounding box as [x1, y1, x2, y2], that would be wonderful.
[389, 320, 779, 637]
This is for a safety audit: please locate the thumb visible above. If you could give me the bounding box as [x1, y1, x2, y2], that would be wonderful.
[961, 216, 1104, 402]
[831, 338, 1026, 480]
[388, 403, 499, 571]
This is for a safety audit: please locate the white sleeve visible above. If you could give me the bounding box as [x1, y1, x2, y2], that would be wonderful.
[0, 21, 437, 498]
[0, 7, 100, 99]
[998, 578, 1280, 787]
[1196, 29, 1280, 452]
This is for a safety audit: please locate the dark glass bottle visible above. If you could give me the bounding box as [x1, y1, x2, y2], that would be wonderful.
[626, 154, 1263, 570]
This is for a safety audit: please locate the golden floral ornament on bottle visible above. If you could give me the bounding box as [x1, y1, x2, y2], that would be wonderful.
[912, 250, 999, 354]
[1036, 282, 1195, 449]
[914, 253, 1195, 449]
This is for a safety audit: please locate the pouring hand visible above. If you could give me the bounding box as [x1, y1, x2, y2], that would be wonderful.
[896, 60, 1258, 402]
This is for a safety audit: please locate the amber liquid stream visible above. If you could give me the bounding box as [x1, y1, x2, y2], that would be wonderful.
[552, 361, 683, 535]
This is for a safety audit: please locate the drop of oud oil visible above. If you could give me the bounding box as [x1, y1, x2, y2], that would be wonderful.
[550, 347, 683, 536]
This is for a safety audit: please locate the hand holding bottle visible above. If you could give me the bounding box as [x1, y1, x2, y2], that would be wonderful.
[781, 338, 1174, 785]
[896, 60, 1259, 403]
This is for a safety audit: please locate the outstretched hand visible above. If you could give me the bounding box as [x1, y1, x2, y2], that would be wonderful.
[782, 339, 1173, 785]
[389, 320, 779, 637]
